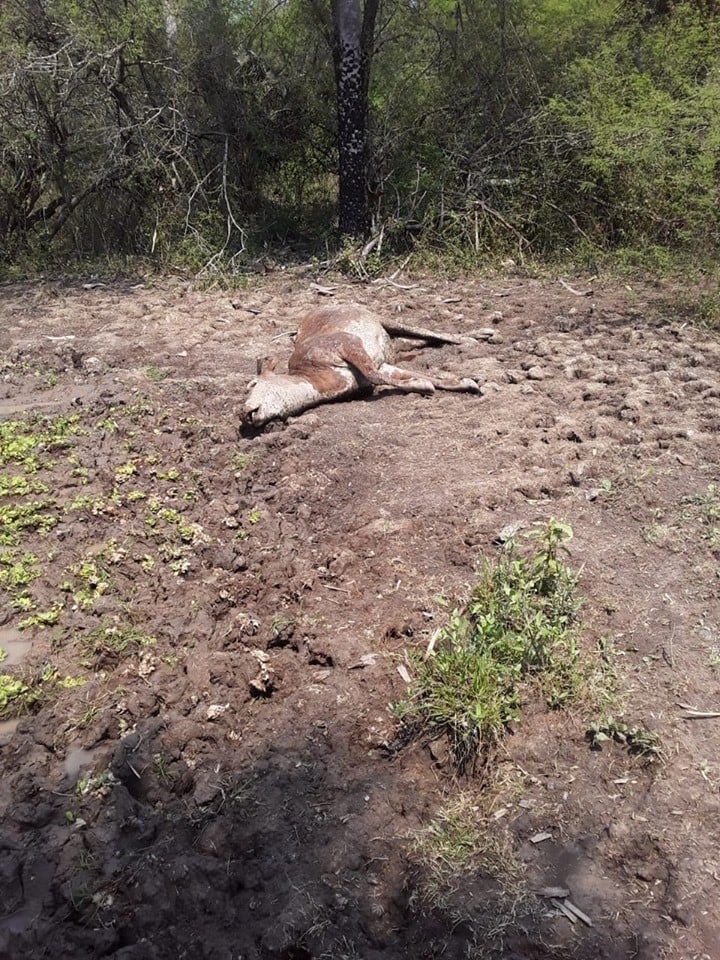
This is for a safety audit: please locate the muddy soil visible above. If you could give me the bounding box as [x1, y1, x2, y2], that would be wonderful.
[0, 270, 718, 960]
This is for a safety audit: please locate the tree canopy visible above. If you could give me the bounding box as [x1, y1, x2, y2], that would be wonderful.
[0, 0, 718, 269]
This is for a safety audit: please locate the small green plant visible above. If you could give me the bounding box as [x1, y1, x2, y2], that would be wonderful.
[0, 674, 29, 711]
[145, 365, 167, 382]
[114, 461, 138, 482]
[18, 602, 63, 630]
[0, 550, 40, 592]
[145, 500, 201, 543]
[68, 558, 112, 610]
[153, 753, 175, 783]
[395, 520, 582, 773]
[10, 593, 35, 612]
[586, 717, 663, 761]
[96, 417, 119, 433]
[168, 556, 191, 576]
[75, 769, 120, 797]
[231, 451, 253, 473]
[79, 623, 156, 665]
[73, 704, 100, 729]
[67, 454, 90, 483]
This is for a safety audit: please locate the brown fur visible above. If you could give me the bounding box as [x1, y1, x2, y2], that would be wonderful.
[243, 303, 480, 427]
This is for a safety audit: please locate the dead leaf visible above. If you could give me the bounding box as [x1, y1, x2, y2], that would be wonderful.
[310, 283, 336, 296]
[397, 663, 412, 684]
[349, 653, 378, 670]
[530, 831, 552, 844]
[564, 900, 593, 927]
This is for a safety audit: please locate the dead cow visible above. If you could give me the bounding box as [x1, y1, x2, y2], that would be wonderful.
[243, 303, 480, 427]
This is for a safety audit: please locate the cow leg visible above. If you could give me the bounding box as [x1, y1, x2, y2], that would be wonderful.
[301, 334, 479, 396]
[319, 335, 434, 392]
[378, 364, 481, 394]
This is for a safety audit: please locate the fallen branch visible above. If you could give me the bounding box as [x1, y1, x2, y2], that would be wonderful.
[558, 278, 593, 297]
[678, 702, 720, 719]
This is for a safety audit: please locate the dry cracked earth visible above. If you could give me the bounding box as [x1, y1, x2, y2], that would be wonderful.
[0, 269, 719, 960]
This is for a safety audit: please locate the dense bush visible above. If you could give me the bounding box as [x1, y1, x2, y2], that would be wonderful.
[540, 4, 720, 254]
[0, 0, 323, 266]
[0, 0, 717, 268]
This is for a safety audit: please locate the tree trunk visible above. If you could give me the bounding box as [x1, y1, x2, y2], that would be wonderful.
[331, 0, 379, 238]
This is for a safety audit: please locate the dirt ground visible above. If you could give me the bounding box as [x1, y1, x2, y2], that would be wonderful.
[0, 268, 719, 960]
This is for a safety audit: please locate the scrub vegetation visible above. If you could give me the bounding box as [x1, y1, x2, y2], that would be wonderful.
[0, 0, 718, 274]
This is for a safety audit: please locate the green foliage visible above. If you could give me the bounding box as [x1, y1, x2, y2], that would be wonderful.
[396, 520, 582, 773]
[0, 416, 84, 618]
[0, 550, 40, 592]
[0, 501, 59, 546]
[0, 674, 28, 712]
[0, 0, 717, 267]
[0, 416, 81, 471]
[0, 663, 85, 717]
[79, 622, 156, 665]
[18, 603, 63, 630]
[586, 716, 663, 761]
[542, 5, 720, 252]
[0, 0, 322, 266]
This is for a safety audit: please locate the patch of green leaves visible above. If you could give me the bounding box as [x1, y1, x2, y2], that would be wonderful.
[0, 475, 48, 498]
[0, 663, 85, 717]
[586, 716, 662, 761]
[0, 550, 40, 592]
[395, 520, 582, 773]
[76, 769, 120, 797]
[144, 499, 201, 544]
[79, 622, 156, 665]
[0, 500, 59, 546]
[0, 674, 28, 711]
[0, 415, 81, 471]
[18, 602, 63, 630]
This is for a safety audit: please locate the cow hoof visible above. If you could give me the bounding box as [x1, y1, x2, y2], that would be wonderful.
[462, 378, 483, 394]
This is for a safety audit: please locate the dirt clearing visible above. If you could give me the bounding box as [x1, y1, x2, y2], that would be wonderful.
[0, 271, 719, 960]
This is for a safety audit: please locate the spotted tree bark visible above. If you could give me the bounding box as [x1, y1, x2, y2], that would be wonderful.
[331, 0, 379, 238]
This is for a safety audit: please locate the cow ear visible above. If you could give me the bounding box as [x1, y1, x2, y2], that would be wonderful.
[257, 355, 278, 375]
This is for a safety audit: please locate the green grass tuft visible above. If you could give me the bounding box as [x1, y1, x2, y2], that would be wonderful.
[395, 519, 582, 773]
